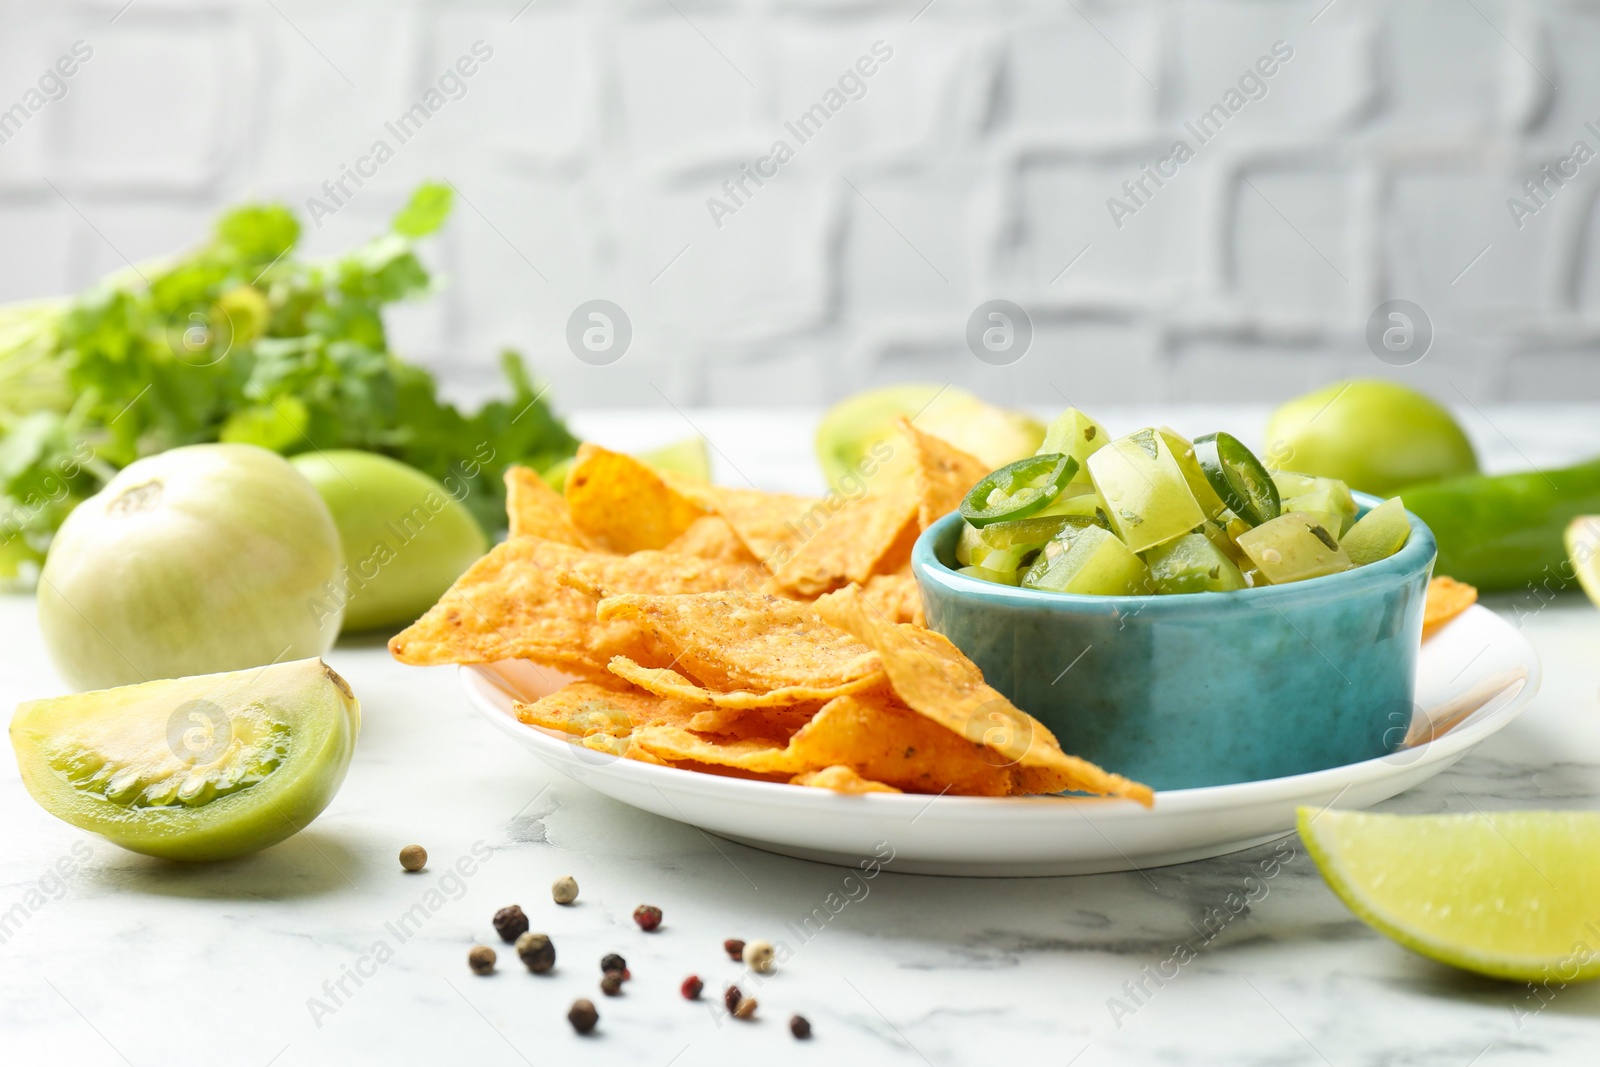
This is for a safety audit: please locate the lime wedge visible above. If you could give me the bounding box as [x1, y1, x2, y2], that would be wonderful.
[1566, 516, 1600, 608]
[1297, 808, 1600, 982]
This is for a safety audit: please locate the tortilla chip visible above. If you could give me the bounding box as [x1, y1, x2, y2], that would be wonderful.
[787, 691, 1016, 796]
[895, 416, 989, 531]
[609, 656, 884, 708]
[860, 573, 923, 626]
[671, 483, 822, 571]
[771, 493, 919, 596]
[686, 704, 819, 738]
[564, 443, 704, 553]
[505, 465, 591, 547]
[596, 592, 883, 692]
[514, 680, 703, 738]
[629, 724, 802, 773]
[791, 766, 902, 794]
[1423, 575, 1478, 638]
[814, 584, 1154, 805]
[662, 514, 760, 565]
[387, 538, 753, 672]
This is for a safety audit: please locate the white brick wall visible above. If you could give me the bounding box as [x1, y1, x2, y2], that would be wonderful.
[3, 0, 1599, 409]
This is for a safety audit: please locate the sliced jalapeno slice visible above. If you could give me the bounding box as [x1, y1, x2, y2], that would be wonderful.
[1192, 432, 1280, 527]
[959, 453, 1079, 528]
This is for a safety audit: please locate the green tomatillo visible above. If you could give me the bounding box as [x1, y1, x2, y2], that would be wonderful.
[1264, 380, 1478, 496]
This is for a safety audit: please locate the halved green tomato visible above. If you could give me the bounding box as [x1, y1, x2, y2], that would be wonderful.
[10, 658, 360, 861]
[1193, 432, 1281, 527]
[959, 453, 1078, 528]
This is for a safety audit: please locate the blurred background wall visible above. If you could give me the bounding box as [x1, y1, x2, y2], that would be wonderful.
[1, 0, 1597, 409]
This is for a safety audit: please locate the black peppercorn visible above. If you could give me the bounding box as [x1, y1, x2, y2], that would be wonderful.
[468, 945, 496, 975]
[790, 1014, 812, 1039]
[514, 932, 555, 973]
[492, 905, 528, 943]
[600, 972, 624, 997]
[600, 952, 627, 976]
[568, 998, 598, 1034]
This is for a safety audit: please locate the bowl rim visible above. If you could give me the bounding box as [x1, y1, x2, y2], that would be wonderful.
[912, 489, 1437, 612]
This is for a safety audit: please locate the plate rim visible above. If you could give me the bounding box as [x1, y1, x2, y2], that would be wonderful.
[457, 603, 1541, 820]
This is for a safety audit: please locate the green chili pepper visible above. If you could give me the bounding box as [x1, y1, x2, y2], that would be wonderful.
[959, 453, 1078, 528]
[1398, 457, 1600, 592]
[1193, 432, 1280, 527]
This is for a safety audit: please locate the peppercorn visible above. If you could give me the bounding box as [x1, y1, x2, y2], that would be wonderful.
[514, 932, 555, 974]
[724, 985, 743, 1013]
[734, 997, 758, 1020]
[468, 945, 496, 975]
[398, 844, 427, 872]
[568, 998, 598, 1035]
[552, 875, 579, 905]
[493, 905, 529, 943]
[633, 904, 663, 932]
[600, 972, 625, 997]
[790, 1014, 812, 1039]
[743, 939, 776, 974]
[724, 938, 745, 961]
[680, 975, 703, 1000]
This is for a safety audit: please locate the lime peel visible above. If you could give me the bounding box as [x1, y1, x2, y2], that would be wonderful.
[1298, 807, 1600, 983]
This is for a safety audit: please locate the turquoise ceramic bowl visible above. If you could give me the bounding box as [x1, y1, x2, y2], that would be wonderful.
[912, 494, 1437, 791]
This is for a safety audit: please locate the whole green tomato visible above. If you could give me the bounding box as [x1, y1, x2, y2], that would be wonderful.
[1264, 379, 1478, 496]
[291, 451, 487, 632]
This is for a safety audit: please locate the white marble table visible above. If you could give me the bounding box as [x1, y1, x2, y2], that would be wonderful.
[3, 407, 1598, 1066]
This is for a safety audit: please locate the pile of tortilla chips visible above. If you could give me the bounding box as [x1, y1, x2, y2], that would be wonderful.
[391, 421, 1154, 804]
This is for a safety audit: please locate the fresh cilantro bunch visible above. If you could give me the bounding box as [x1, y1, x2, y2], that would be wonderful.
[0, 183, 576, 583]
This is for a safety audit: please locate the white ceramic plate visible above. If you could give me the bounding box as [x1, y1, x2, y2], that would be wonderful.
[460, 604, 1540, 876]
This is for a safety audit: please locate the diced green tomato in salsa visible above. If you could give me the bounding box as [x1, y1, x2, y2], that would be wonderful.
[957, 522, 1038, 572]
[956, 522, 981, 566]
[1159, 428, 1227, 519]
[958, 564, 1021, 586]
[1022, 525, 1150, 595]
[979, 513, 1095, 549]
[1236, 511, 1352, 583]
[1274, 471, 1357, 535]
[1340, 497, 1411, 565]
[1087, 429, 1207, 553]
[1202, 510, 1251, 562]
[1142, 533, 1247, 594]
[1038, 408, 1109, 484]
[1033, 485, 1107, 521]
